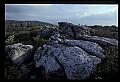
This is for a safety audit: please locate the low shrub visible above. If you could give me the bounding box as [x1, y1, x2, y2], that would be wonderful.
[5, 35, 15, 46]
[89, 46, 118, 80]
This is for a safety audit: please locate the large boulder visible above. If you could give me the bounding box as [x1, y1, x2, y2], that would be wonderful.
[34, 40, 101, 80]
[5, 43, 34, 65]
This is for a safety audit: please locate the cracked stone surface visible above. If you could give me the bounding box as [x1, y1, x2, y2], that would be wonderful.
[33, 22, 118, 80]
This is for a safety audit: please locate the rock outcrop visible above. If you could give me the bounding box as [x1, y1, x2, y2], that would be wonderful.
[58, 22, 92, 39]
[5, 22, 118, 80]
[33, 22, 118, 80]
[5, 43, 34, 65]
[34, 41, 101, 80]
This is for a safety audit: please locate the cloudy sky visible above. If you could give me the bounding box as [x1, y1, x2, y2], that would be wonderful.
[5, 4, 118, 26]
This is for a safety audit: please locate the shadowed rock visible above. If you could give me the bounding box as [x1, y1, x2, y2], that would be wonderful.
[38, 26, 59, 39]
[5, 43, 34, 65]
[58, 22, 92, 39]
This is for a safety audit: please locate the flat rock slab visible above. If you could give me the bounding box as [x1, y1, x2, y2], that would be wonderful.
[63, 39, 105, 59]
[82, 35, 118, 47]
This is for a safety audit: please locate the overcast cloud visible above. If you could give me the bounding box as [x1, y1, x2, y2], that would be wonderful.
[5, 4, 118, 26]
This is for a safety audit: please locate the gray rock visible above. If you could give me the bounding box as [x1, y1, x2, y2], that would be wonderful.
[63, 39, 105, 59]
[5, 43, 34, 65]
[60, 34, 74, 39]
[58, 22, 93, 39]
[82, 35, 118, 47]
[38, 27, 58, 39]
[59, 25, 74, 38]
[34, 44, 65, 79]
[55, 46, 101, 80]
[34, 42, 101, 80]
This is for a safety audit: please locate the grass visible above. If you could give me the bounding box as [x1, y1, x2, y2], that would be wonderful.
[90, 26, 118, 40]
[88, 46, 118, 80]
[5, 61, 25, 79]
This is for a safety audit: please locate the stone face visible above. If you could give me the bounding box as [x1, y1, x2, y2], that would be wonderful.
[55, 46, 101, 80]
[34, 44, 66, 79]
[58, 22, 92, 39]
[63, 39, 105, 59]
[58, 24, 74, 38]
[34, 41, 101, 80]
[5, 43, 34, 65]
[81, 35, 118, 47]
[38, 26, 58, 39]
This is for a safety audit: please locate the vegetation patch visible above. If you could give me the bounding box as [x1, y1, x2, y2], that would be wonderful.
[88, 46, 118, 80]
